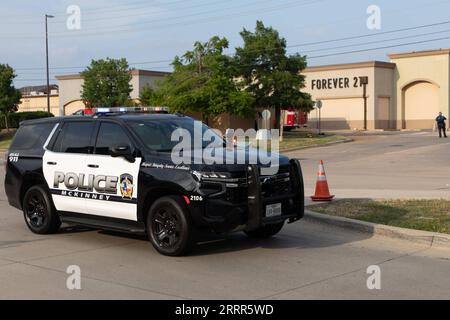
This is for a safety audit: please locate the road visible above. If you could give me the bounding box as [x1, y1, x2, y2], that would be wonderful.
[0, 131, 449, 299]
[287, 131, 450, 199]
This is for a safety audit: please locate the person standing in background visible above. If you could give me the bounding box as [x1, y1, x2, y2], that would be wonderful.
[436, 112, 447, 138]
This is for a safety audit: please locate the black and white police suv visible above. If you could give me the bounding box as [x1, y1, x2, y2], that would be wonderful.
[4, 107, 304, 256]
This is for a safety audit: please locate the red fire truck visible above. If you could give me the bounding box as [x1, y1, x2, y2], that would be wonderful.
[283, 108, 308, 131]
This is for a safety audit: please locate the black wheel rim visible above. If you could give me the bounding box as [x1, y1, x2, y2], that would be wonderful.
[25, 191, 47, 228]
[151, 207, 181, 249]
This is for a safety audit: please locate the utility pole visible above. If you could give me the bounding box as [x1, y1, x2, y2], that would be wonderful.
[197, 50, 209, 125]
[360, 76, 369, 131]
[45, 14, 54, 114]
[316, 100, 323, 135]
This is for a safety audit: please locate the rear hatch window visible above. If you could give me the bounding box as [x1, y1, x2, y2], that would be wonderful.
[10, 122, 56, 156]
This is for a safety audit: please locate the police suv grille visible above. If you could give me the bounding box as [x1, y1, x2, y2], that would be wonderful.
[226, 187, 248, 203]
[260, 167, 291, 199]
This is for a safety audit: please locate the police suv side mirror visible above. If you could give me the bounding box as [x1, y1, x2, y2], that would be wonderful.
[109, 146, 135, 163]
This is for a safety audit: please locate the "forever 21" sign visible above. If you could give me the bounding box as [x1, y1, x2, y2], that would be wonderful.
[311, 77, 368, 90]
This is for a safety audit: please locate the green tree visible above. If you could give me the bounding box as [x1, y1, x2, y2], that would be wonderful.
[0, 64, 21, 131]
[148, 36, 254, 123]
[140, 84, 167, 106]
[235, 21, 314, 128]
[81, 58, 133, 108]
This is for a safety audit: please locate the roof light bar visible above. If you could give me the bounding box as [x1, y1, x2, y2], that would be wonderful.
[90, 106, 170, 115]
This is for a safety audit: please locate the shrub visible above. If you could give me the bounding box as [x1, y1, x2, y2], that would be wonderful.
[0, 111, 54, 129]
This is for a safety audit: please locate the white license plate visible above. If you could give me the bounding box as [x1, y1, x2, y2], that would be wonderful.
[266, 203, 282, 218]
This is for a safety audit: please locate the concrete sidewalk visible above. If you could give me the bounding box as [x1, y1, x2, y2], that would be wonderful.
[304, 210, 450, 250]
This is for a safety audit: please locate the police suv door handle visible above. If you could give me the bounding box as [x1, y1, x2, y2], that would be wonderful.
[47, 162, 57, 166]
[88, 164, 99, 168]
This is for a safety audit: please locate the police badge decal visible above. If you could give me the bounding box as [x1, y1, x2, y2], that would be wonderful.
[120, 174, 134, 199]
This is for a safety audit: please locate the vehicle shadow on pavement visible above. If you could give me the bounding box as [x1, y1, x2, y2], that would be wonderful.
[93, 221, 373, 257]
[191, 228, 372, 256]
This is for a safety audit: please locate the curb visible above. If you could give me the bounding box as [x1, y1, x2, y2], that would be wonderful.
[281, 138, 353, 153]
[305, 210, 450, 249]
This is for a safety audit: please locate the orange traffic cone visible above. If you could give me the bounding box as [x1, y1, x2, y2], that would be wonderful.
[311, 160, 334, 201]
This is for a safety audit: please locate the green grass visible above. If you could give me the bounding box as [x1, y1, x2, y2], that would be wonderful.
[307, 199, 450, 234]
[0, 130, 15, 151]
[246, 130, 349, 152]
[279, 131, 348, 151]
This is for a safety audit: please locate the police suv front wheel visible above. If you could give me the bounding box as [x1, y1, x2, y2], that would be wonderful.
[22, 185, 61, 234]
[147, 196, 195, 256]
[244, 222, 285, 239]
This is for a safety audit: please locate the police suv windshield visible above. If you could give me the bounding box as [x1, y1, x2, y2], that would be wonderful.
[127, 118, 224, 152]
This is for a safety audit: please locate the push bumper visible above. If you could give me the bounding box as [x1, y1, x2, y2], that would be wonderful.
[190, 159, 305, 233]
[246, 159, 304, 231]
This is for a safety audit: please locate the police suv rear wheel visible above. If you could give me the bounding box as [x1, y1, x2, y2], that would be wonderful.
[22, 185, 61, 234]
[245, 222, 284, 239]
[147, 196, 195, 256]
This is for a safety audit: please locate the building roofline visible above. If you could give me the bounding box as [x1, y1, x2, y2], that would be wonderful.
[130, 69, 172, 77]
[21, 94, 59, 98]
[55, 69, 172, 80]
[388, 48, 450, 59]
[19, 84, 59, 94]
[303, 61, 396, 72]
[55, 74, 83, 80]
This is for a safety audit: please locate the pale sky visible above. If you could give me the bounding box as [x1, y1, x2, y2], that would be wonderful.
[1, 0, 450, 88]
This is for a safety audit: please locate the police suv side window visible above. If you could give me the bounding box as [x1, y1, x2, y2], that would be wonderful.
[95, 122, 132, 155]
[53, 122, 95, 154]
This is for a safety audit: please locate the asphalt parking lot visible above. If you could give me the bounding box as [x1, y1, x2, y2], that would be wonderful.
[288, 131, 450, 199]
[0, 131, 449, 299]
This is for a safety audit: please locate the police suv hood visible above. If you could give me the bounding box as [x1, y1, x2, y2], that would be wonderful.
[143, 146, 290, 174]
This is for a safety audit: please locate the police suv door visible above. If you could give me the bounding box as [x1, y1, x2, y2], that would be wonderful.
[83, 121, 141, 221]
[43, 121, 95, 214]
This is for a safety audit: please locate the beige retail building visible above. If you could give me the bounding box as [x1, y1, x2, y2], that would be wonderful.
[18, 85, 60, 115]
[17, 47, 450, 131]
[303, 48, 450, 130]
[17, 70, 170, 117]
[55, 69, 171, 115]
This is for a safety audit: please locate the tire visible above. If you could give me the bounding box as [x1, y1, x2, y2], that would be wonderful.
[245, 222, 284, 239]
[146, 196, 195, 256]
[22, 185, 61, 235]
